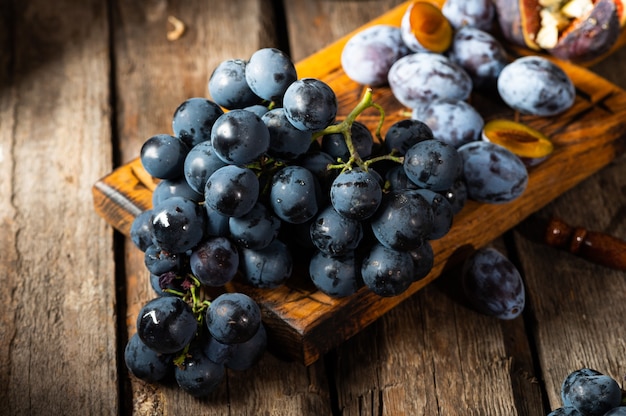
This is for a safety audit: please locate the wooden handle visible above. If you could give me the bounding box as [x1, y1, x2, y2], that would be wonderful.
[545, 217, 626, 270]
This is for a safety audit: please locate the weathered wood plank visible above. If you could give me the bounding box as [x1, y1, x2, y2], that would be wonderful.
[283, 0, 408, 62]
[514, 62, 626, 411]
[0, 1, 118, 415]
[511, 39, 626, 413]
[111, 0, 331, 413]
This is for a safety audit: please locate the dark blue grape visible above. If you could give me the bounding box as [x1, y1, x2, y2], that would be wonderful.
[384, 164, 420, 192]
[204, 323, 267, 371]
[604, 407, 626, 415]
[244, 104, 270, 118]
[439, 178, 467, 215]
[174, 347, 225, 397]
[413, 188, 453, 240]
[228, 203, 280, 250]
[283, 78, 338, 132]
[462, 247, 525, 320]
[190, 236, 239, 287]
[130, 210, 154, 252]
[204, 204, 230, 237]
[561, 368, 604, 407]
[245, 48, 297, 103]
[321, 121, 373, 162]
[149, 272, 181, 297]
[152, 176, 203, 206]
[309, 250, 361, 298]
[206, 292, 261, 344]
[567, 375, 622, 415]
[210, 109, 270, 165]
[183, 140, 227, 194]
[208, 59, 261, 109]
[172, 97, 224, 147]
[144, 244, 181, 276]
[361, 243, 415, 297]
[561, 368, 622, 415]
[370, 190, 433, 251]
[136, 296, 198, 354]
[330, 167, 382, 221]
[408, 240, 434, 282]
[458, 141, 528, 204]
[497, 56, 575, 116]
[225, 323, 267, 371]
[124, 333, 173, 383]
[403, 139, 463, 192]
[205, 165, 259, 218]
[203, 334, 233, 365]
[240, 239, 292, 289]
[384, 118, 433, 155]
[140, 134, 189, 180]
[151, 196, 205, 254]
[270, 165, 320, 224]
[261, 107, 312, 160]
[416, 98, 484, 148]
[296, 150, 338, 191]
[310, 205, 363, 256]
[341, 24, 409, 86]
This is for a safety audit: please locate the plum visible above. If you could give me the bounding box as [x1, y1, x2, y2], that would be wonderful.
[414, 98, 484, 148]
[497, 56, 575, 117]
[341, 25, 409, 87]
[388, 52, 472, 111]
[400, 1, 453, 53]
[458, 141, 528, 204]
[441, 0, 495, 31]
[449, 26, 508, 90]
[461, 247, 525, 320]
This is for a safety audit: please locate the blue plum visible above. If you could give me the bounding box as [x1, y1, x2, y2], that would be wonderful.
[388, 53, 472, 111]
[458, 141, 528, 204]
[462, 247, 525, 320]
[341, 24, 409, 86]
[415, 98, 484, 148]
[497, 56, 576, 116]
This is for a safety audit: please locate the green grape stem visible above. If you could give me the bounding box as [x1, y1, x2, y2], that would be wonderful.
[312, 88, 404, 172]
[164, 274, 211, 323]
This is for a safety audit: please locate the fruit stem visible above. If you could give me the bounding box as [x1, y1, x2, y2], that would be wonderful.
[312, 88, 386, 172]
[364, 152, 404, 168]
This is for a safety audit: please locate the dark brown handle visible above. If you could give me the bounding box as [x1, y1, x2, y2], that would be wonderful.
[545, 217, 626, 271]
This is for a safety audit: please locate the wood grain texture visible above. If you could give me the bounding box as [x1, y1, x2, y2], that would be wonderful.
[0, 1, 118, 415]
[512, 47, 626, 412]
[111, 0, 331, 414]
[3, 0, 626, 414]
[94, 1, 626, 367]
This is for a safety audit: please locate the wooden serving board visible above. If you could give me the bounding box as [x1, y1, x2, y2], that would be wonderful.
[93, 2, 626, 365]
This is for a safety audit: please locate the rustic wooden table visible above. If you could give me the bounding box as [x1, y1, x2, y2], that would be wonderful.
[1, 1, 625, 415]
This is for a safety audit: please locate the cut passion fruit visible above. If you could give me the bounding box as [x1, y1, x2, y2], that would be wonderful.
[403, 1, 453, 53]
[482, 119, 554, 160]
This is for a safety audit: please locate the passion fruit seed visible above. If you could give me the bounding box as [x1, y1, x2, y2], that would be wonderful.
[482, 119, 554, 159]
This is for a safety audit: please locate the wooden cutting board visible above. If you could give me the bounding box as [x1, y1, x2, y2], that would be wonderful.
[92, 1, 626, 365]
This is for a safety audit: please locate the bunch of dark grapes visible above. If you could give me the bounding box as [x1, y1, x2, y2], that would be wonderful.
[124, 38, 533, 396]
[548, 368, 625, 415]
